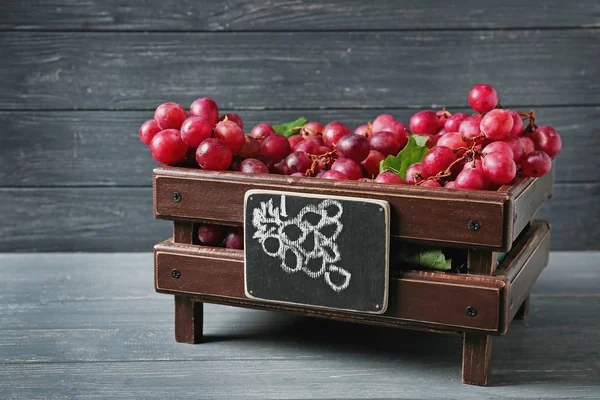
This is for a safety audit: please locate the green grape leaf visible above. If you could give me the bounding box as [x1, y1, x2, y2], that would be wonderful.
[273, 117, 308, 138]
[397, 246, 452, 271]
[380, 135, 430, 179]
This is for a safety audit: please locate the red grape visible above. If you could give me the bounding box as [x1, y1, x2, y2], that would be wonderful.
[444, 112, 469, 133]
[388, 121, 410, 142]
[361, 150, 386, 179]
[437, 132, 466, 150]
[410, 110, 440, 136]
[139, 119, 161, 145]
[295, 139, 320, 154]
[483, 141, 514, 160]
[405, 162, 430, 185]
[224, 228, 244, 250]
[180, 116, 213, 147]
[255, 154, 274, 170]
[521, 150, 552, 177]
[214, 120, 246, 154]
[375, 171, 406, 184]
[506, 110, 524, 136]
[444, 181, 456, 188]
[480, 109, 513, 140]
[372, 114, 396, 133]
[531, 126, 562, 157]
[271, 159, 288, 175]
[354, 124, 372, 139]
[322, 122, 351, 147]
[501, 135, 525, 162]
[331, 157, 363, 180]
[240, 158, 270, 174]
[219, 113, 243, 130]
[291, 172, 307, 177]
[283, 151, 313, 175]
[459, 116, 483, 141]
[190, 98, 219, 127]
[521, 136, 536, 155]
[197, 224, 225, 246]
[482, 152, 516, 184]
[300, 122, 325, 139]
[336, 134, 370, 162]
[250, 123, 276, 140]
[154, 102, 188, 130]
[357, 177, 372, 182]
[288, 135, 304, 150]
[196, 138, 233, 170]
[238, 136, 261, 159]
[149, 129, 188, 165]
[322, 170, 349, 180]
[370, 131, 402, 156]
[317, 146, 331, 154]
[423, 146, 457, 175]
[420, 179, 441, 187]
[468, 84, 498, 113]
[455, 167, 486, 190]
[260, 134, 291, 161]
[229, 157, 242, 171]
[425, 133, 443, 149]
[436, 110, 450, 127]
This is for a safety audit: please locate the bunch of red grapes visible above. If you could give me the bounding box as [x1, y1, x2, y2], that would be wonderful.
[139, 84, 561, 191]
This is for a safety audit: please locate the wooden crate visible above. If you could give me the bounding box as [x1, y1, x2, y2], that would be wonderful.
[151, 165, 554, 386]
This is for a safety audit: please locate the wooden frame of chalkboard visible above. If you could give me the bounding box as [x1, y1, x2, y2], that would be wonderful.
[151, 166, 554, 386]
[242, 189, 391, 314]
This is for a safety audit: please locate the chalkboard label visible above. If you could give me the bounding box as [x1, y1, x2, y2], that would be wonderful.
[244, 190, 390, 314]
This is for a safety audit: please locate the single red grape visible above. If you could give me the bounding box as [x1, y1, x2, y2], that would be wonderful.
[288, 135, 304, 150]
[336, 134, 370, 162]
[372, 114, 396, 133]
[387, 121, 410, 142]
[425, 132, 443, 149]
[317, 145, 331, 154]
[444, 112, 469, 133]
[290, 172, 307, 177]
[420, 179, 442, 187]
[240, 158, 270, 174]
[410, 110, 440, 136]
[190, 98, 219, 127]
[331, 157, 363, 180]
[444, 181, 456, 188]
[195, 138, 233, 171]
[322, 122, 351, 147]
[149, 129, 188, 165]
[459, 116, 484, 142]
[154, 102, 188, 130]
[180, 116, 213, 148]
[300, 122, 325, 139]
[370, 131, 402, 156]
[405, 162, 430, 185]
[437, 132, 466, 150]
[361, 150, 386, 179]
[506, 110, 524, 136]
[214, 120, 246, 154]
[224, 228, 244, 250]
[520, 136, 536, 155]
[482, 152, 516, 184]
[219, 113, 243, 130]
[197, 224, 225, 246]
[436, 110, 449, 127]
[139, 119, 162, 145]
[295, 139, 320, 154]
[271, 159, 288, 175]
[374, 171, 406, 184]
[501, 135, 526, 162]
[283, 151, 313, 175]
[521, 150, 552, 177]
[468, 84, 498, 113]
[321, 170, 349, 180]
[483, 141, 514, 160]
[238, 136, 261, 159]
[255, 154, 275, 170]
[354, 124, 372, 139]
[480, 109, 513, 141]
[423, 146, 457, 175]
[250, 123, 276, 140]
[455, 167, 486, 190]
[260, 134, 291, 161]
[531, 126, 562, 158]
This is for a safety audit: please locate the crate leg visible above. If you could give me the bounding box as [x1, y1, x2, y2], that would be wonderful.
[515, 296, 530, 320]
[462, 333, 492, 386]
[174, 295, 203, 344]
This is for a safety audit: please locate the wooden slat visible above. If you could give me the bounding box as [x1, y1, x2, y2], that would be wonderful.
[1, 1, 599, 31]
[0, 184, 596, 252]
[0, 107, 596, 187]
[1, 31, 598, 110]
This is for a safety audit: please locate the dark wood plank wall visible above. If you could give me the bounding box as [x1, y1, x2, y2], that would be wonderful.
[0, 1, 598, 251]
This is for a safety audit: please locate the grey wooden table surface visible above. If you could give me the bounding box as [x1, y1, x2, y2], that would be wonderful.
[0, 252, 598, 399]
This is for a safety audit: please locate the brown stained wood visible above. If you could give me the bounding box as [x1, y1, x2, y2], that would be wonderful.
[172, 221, 194, 244]
[467, 251, 498, 276]
[174, 295, 203, 344]
[154, 240, 505, 333]
[462, 333, 493, 386]
[154, 168, 509, 250]
[515, 296, 530, 320]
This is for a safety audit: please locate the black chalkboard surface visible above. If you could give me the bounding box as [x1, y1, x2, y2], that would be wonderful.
[244, 189, 390, 314]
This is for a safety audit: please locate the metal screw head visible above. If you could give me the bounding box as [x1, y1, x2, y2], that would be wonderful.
[468, 220, 481, 231]
[172, 192, 182, 202]
[171, 269, 181, 279]
[465, 306, 477, 317]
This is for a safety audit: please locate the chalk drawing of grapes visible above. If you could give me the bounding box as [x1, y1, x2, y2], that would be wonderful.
[251, 195, 351, 292]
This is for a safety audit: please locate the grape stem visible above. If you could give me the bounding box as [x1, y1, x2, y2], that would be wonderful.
[518, 110, 537, 132]
[306, 146, 338, 176]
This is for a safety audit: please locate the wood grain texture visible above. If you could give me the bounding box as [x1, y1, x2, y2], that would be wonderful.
[174, 295, 203, 343]
[0, 183, 596, 252]
[1, 31, 598, 110]
[0, 252, 598, 398]
[462, 333, 493, 385]
[1, 0, 599, 31]
[1, 107, 595, 187]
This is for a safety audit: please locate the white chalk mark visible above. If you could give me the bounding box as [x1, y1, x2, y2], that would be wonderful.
[280, 195, 287, 217]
